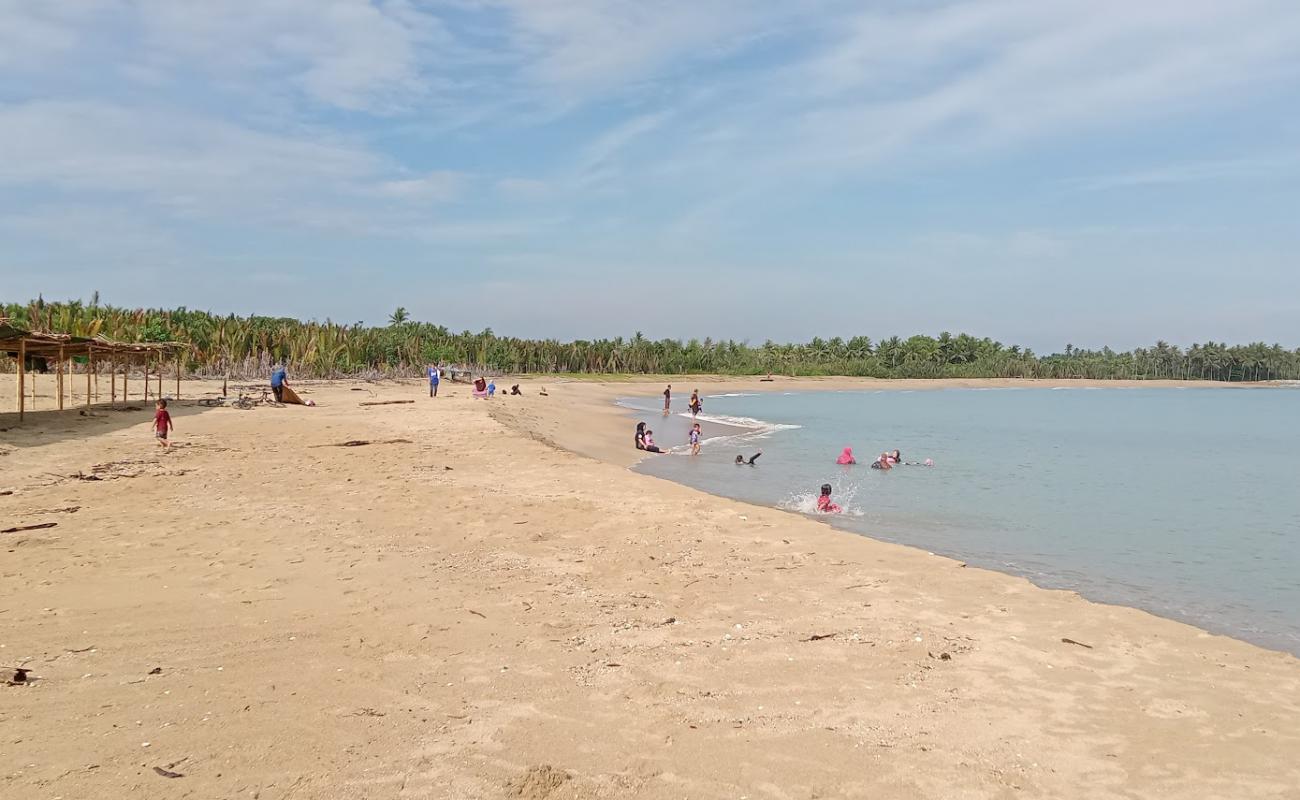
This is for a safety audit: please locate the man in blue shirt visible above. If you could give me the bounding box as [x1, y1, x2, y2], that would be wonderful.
[271, 365, 287, 403]
[428, 363, 440, 397]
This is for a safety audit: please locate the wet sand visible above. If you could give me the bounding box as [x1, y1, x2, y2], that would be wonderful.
[1, 375, 1297, 799]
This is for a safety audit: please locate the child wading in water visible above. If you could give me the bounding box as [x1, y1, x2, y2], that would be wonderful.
[689, 423, 702, 456]
[816, 483, 841, 513]
[154, 399, 173, 449]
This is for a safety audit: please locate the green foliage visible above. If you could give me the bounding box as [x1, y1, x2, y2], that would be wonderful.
[4, 298, 1299, 381]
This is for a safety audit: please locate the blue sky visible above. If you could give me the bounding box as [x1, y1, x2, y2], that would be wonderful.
[2, 0, 1299, 351]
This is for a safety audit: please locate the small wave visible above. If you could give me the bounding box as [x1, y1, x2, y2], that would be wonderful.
[705, 392, 759, 398]
[779, 483, 867, 518]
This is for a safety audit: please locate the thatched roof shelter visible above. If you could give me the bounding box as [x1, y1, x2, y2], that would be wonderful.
[2, 318, 190, 421]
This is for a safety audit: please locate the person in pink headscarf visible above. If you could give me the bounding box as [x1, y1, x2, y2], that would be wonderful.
[836, 446, 856, 465]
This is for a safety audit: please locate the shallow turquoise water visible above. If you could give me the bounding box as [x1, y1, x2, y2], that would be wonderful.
[627, 387, 1300, 655]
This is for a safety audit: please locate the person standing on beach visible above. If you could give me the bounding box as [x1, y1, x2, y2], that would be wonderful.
[154, 398, 173, 449]
[428, 363, 440, 397]
[271, 364, 287, 403]
[663, 384, 672, 415]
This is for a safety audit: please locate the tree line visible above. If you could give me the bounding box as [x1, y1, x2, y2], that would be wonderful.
[5, 297, 1298, 382]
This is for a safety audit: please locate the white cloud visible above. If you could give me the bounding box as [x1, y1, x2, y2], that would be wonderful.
[1070, 154, 1300, 190]
[374, 170, 468, 201]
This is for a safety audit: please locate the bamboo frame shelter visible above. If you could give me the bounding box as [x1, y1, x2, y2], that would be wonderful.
[1, 320, 190, 423]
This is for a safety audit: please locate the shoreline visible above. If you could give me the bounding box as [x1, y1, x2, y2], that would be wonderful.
[488, 374, 1272, 470]
[492, 376, 1299, 657]
[3, 375, 1298, 798]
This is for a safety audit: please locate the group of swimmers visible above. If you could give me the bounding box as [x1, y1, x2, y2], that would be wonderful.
[835, 446, 932, 470]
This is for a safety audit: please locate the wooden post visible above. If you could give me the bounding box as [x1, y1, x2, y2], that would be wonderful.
[86, 349, 93, 409]
[124, 360, 129, 403]
[157, 360, 163, 399]
[175, 353, 181, 399]
[31, 358, 37, 409]
[111, 359, 117, 405]
[58, 346, 65, 410]
[16, 338, 25, 422]
[94, 358, 99, 402]
[143, 360, 149, 401]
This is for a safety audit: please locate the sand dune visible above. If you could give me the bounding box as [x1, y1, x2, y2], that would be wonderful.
[1, 376, 1297, 799]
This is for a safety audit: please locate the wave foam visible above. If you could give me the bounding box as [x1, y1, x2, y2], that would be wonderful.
[779, 483, 867, 518]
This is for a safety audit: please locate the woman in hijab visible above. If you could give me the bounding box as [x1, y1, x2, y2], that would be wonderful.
[836, 446, 856, 465]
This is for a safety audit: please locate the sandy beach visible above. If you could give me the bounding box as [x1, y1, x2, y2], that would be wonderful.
[2, 375, 1297, 799]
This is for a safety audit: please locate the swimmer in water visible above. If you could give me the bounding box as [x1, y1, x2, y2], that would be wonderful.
[836, 446, 856, 465]
[734, 452, 762, 465]
[816, 484, 842, 514]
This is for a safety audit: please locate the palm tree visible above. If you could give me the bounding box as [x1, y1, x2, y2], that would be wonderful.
[388, 307, 410, 326]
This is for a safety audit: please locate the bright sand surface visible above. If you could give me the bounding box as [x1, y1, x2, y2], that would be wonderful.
[1, 375, 1298, 799]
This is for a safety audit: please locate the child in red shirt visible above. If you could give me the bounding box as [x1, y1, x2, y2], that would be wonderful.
[154, 398, 173, 449]
[816, 483, 841, 514]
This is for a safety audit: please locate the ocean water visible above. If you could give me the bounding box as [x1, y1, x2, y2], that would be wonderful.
[624, 388, 1300, 655]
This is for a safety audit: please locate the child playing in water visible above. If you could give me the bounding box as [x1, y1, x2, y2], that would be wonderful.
[689, 423, 702, 455]
[154, 398, 173, 449]
[816, 484, 841, 513]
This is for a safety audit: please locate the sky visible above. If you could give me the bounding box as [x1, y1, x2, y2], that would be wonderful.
[2, 0, 1299, 352]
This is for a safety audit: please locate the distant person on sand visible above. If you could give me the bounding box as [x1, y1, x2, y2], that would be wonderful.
[817, 484, 841, 513]
[664, 384, 672, 414]
[635, 422, 647, 450]
[690, 423, 702, 456]
[488, 380, 496, 398]
[643, 429, 666, 453]
[427, 363, 440, 397]
[836, 446, 856, 465]
[689, 390, 702, 419]
[735, 452, 762, 465]
[154, 398, 173, 449]
[271, 364, 288, 403]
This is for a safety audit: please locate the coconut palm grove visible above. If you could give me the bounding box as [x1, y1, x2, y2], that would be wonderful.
[5, 297, 1298, 382]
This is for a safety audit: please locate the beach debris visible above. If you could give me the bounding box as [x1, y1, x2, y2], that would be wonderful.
[72, 472, 103, 481]
[6, 667, 32, 685]
[803, 633, 837, 642]
[466, 609, 487, 619]
[359, 400, 415, 407]
[148, 667, 163, 675]
[313, 438, 413, 448]
[152, 766, 184, 779]
[505, 764, 569, 799]
[928, 651, 953, 661]
[1061, 638, 1094, 649]
[0, 489, 13, 496]
[2, 522, 57, 534]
